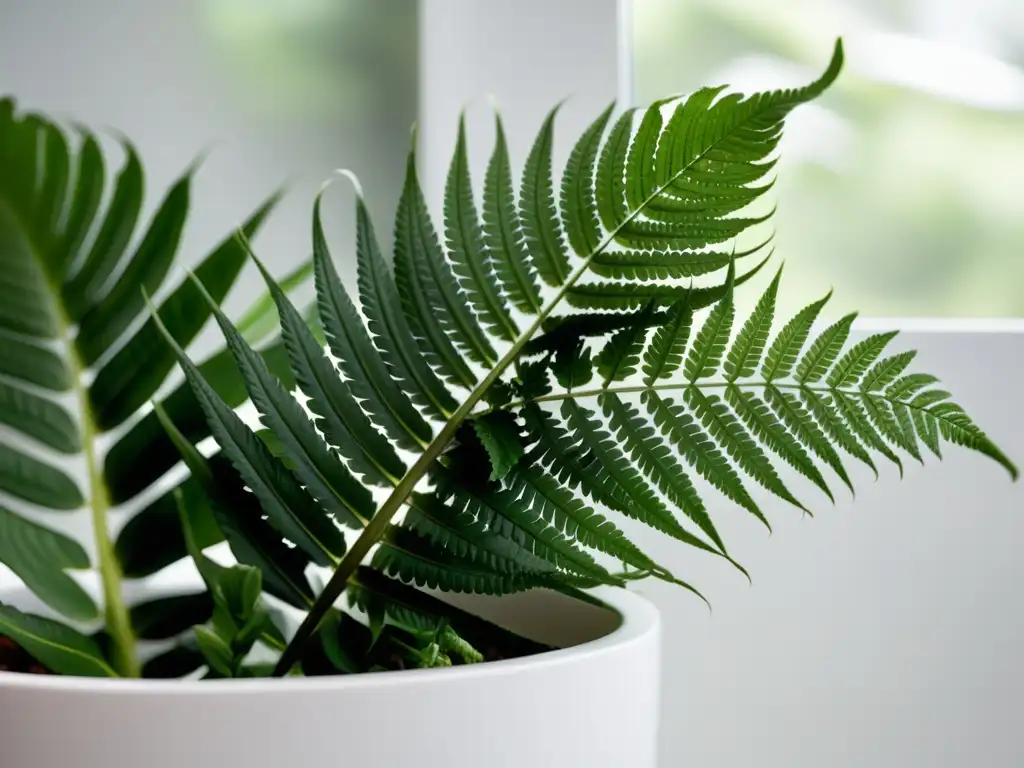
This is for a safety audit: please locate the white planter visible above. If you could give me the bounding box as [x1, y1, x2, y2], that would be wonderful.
[0, 586, 660, 768]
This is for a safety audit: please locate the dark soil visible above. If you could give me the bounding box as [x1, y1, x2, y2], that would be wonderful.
[0, 636, 51, 674]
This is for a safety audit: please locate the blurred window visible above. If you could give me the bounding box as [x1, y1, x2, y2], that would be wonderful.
[634, 0, 1024, 318]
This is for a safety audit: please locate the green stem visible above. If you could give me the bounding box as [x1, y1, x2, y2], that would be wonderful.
[60, 323, 139, 678]
[489, 380, 864, 413]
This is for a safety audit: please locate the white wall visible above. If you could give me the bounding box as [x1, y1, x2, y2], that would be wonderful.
[629, 327, 1024, 766]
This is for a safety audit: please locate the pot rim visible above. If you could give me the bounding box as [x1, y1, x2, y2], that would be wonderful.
[0, 586, 658, 695]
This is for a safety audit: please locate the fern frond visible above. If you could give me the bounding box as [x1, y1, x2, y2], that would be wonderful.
[597, 302, 654, 384]
[762, 291, 831, 381]
[484, 113, 542, 315]
[354, 191, 458, 419]
[796, 313, 856, 383]
[434, 467, 615, 583]
[726, 386, 834, 504]
[189, 275, 375, 528]
[395, 142, 496, 369]
[599, 393, 735, 560]
[642, 296, 692, 385]
[520, 103, 569, 287]
[684, 260, 736, 381]
[314, 196, 432, 450]
[683, 386, 804, 512]
[826, 331, 898, 388]
[646, 391, 769, 528]
[0, 99, 301, 676]
[250, 251, 405, 487]
[724, 267, 781, 381]
[562, 103, 615, 258]
[136, 41, 1014, 681]
[446, 116, 518, 341]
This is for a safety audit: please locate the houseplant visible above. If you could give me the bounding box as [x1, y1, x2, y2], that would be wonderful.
[0, 39, 1016, 767]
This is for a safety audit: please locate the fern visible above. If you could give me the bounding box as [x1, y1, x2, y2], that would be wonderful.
[0, 99, 311, 677]
[150, 38, 1014, 678]
[8, 38, 1011, 681]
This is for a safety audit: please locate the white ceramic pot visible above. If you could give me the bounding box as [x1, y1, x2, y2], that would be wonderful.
[0, 586, 660, 768]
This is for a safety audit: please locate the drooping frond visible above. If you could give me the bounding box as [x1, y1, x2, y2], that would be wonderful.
[0, 99, 307, 677]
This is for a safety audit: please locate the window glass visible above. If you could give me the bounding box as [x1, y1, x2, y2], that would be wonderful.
[0, 0, 417, 317]
[634, 0, 1024, 317]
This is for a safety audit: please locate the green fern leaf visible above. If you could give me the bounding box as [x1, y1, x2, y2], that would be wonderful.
[526, 306, 667, 356]
[765, 385, 853, 494]
[626, 100, 666, 210]
[0, 504, 96, 620]
[685, 260, 736, 381]
[861, 351, 917, 392]
[796, 313, 856, 383]
[373, 526, 547, 596]
[75, 167, 193, 365]
[61, 139, 143, 320]
[832, 390, 904, 474]
[516, 358, 553, 399]
[886, 373, 939, 400]
[552, 343, 594, 390]
[150, 306, 347, 566]
[596, 109, 635, 231]
[405, 492, 556, 576]
[511, 465, 660, 575]
[909, 405, 942, 458]
[724, 267, 781, 382]
[919, 401, 1017, 478]
[313, 196, 432, 450]
[484, 112, 542, 314]
[104, 337, 295, 504]
[191, 274, 374, 528]
[0, 331, 70, 391]
[726, 386, 833, 504]
[826, 331, 899, 388]
[522, 403, 623, 509]
[590, 249, 723, 281]
[684, 386, 805, 512]
[562, 103, 615, 257]
[394, 144, 495, 369]
[0, 379, 78, 453]
[597, 302, 654, 384]
[520, 103, 569, 287]
[393, 162, 479, 389]
[154, 405, 314, 608]
[599, 393, 735, 560]
[799, 387, 878, 477]
[762, 291, 831, 381]
[354, 191, 457, 419]
[446, 116, 517, 340]
[0, 605, 116, 678]
[646, 391, 769, 529]
[642, 296, 692, 385]
[0, 443, 82, 509]
[617, 211, 774, 252]
[862, 393, 922, 462]
[473, 411, 525, 481]
[434, 468, 614, 583]
[567, 253, 769, 310]
[89, 195, 279, 430]
[590, 236, 771, 283]
[249, 251, 404, 488]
